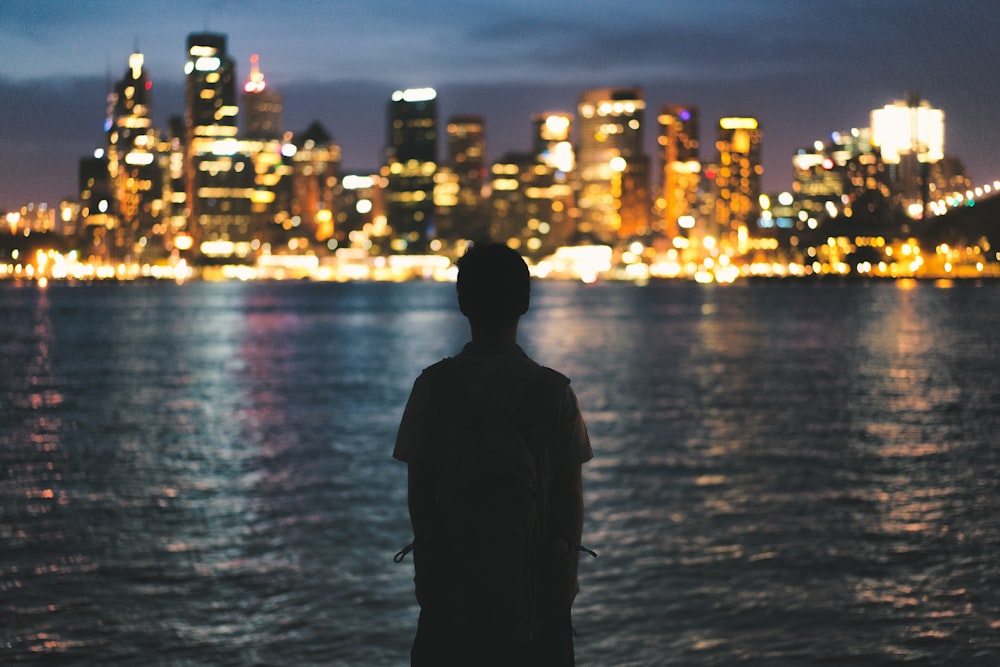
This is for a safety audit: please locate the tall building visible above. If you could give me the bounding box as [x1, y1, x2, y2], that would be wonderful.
[184, 32, 254, 258]
[384, 87, 438, 253]
[242, 54, 283, 140]
[533, 112, 575, 172]
[658, 105, 700, 240]
[576, 87, 650, 242]
[791, 129, 889, 226]
[871, 94, 945, 212]
[239, 55, 293, 244]
[437, 114, 487, 245]
[712, 116, 762, 250]
[289, 121, 341, 245]
[489, 151, 575, 260]
[106, 52, 163, 261]
[78, 151, 114, 262]
[871, 95, 944, 165]
[336, 172, 386, 254]
[161, 115, 188, 252]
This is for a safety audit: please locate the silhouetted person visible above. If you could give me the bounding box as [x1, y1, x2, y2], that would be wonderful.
[394, 243, 592, 666]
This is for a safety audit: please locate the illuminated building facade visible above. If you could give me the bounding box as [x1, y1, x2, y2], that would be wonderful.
[533, 112, 575, 172]
[242, 54, 283, 141]
[871, 95, 947, 213]
[792, 139, 847, 224]
[289, 121, 341, 246]
[871, 95, 944, 165]
[790, 128, 891, 227]
[107, 52, 163, 261]
[576, 87, 650, 242]
[336, 173, 386, 254]
[184, 32, 254, 258]
[713, 116, 762, 248]
[385, 88, 438, 253]
[489, 150, 575, 260]
[435, 115, 487, 245]
[78, 151, 114, 262]
[658, 105, 700, 239]
[161, 115, 188, 251]
[239, 56, 294, 245]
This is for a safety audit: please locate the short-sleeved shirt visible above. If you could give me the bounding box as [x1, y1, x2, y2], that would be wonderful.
[393, 341, 592, 466]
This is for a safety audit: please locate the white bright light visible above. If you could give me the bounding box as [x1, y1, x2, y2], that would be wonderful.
[871, 98, 944, 163]
[342, 175, 374, 189]
[195, 56, 221, 72]
[124, 152, 154, 166]
[129, 53, 144, 79]
[392, 88, 437, 103]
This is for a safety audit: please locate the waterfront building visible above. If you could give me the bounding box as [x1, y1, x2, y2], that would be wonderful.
[576, 87, 651, 243]
[78, 151, 114, 262]
[184, 32, 254, 259]
[533, 112, 575, 172]
[106, 52, 164, 262]
[239, 56, 295, 247]
[242, 54, 283, 141]
[160, 115, 189, 254]
[871, 94, 944, 213]
[384, 87, 438, 253]
[288, 121, 341, 247]
[4, 202, 56, 235]
[871, 95, 944, 166]
[489, 151, 576, 260]
[712, 116, 762, 252]
[658, 105, 701, 240]
[336, 172, 386, 254]
[436, 114, 487, 246]
[791, 139, 847, 224]
[791, 128, 890, 226]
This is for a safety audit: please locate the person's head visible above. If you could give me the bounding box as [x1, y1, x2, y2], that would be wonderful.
[456, 243, 530, 331]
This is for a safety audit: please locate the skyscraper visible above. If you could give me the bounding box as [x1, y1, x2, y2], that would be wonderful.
[107, 52, 162, 261]
[533, 112, 575, 172]
[239, 54, 293, 246]
[384, 87, 438, 253]
[438, 114, 487, 244]
[78, 150, 113, 263]
[576, 87, 650, 242]
[242, 54, 283, 140]
[184, 32, 253, 257]
[871, 94, 945, 212]
[713, 116, 762, 250]
[658, 105, 700, 239]
[290, 121, 341, 244]
[870, 95, 944, 165]
[489, 149, 575, 260]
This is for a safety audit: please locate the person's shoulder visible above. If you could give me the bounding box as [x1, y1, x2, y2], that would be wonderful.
[532, 364, 571, 397]
[536, 364, 569, 384]
[413, 357, 462, 396]
[418, 357, 457, 380]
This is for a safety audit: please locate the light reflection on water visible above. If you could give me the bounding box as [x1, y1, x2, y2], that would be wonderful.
[2, 280, 999, 665]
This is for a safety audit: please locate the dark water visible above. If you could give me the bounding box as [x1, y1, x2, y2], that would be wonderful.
[2, 279, 999, 666]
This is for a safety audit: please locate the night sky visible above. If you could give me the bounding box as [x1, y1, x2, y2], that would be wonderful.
[2, 0, 999, 211]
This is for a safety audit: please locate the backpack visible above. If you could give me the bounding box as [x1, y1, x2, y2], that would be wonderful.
[408, 358, 559, 640]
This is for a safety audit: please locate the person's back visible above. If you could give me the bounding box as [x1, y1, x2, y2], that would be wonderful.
[394, 243, 592, 666]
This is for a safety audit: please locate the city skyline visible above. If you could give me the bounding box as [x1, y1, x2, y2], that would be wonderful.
[2, 0, 1000, 211]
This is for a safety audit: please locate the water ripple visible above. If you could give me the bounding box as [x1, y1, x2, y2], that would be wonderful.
[2, 280, 999, 665]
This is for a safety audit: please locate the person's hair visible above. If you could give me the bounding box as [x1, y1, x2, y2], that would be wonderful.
[456, 243, 530, 327]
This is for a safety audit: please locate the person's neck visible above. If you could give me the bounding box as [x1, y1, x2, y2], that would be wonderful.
[469, 321, 519, 347]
